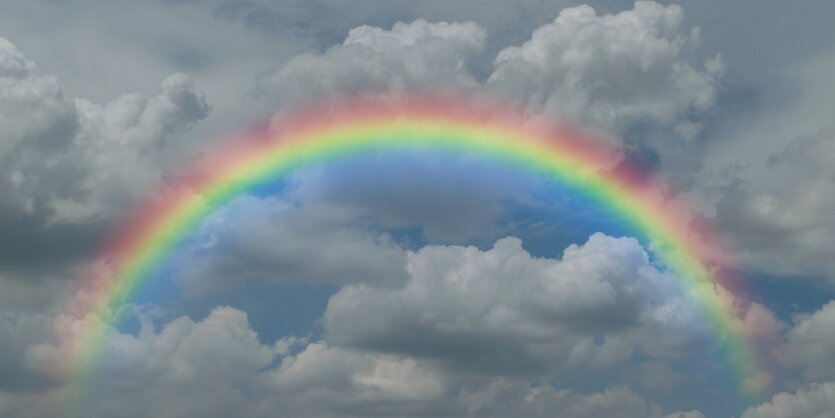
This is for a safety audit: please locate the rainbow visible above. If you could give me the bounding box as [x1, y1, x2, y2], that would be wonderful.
[68, 94, 760, 399]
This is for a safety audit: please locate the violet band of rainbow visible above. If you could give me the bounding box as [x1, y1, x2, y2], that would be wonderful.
[69, 95, 759, 401]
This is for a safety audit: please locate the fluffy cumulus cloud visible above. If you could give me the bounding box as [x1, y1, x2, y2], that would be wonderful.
[0, 37, 210, 277]
[324, 233, 715, 375]
[0, 37, 209, 225]
[259, 18, 487, 102]
[259, 1, 721, 140]
[167, 153, 560, 295]
[0, 35, 210, 399]
[5, 307, 284, 418]
[0, 38, 77, 164]
[56, 72, 211, 222]
[3, 305, 706, 418]
[781, 301, 835, 382]
[89, 307, 279, 418]
[264, 342, 450, 417]
[488, 1, 723, 138]
[460, 381, 654, 418]
[742, 381, 835, 418]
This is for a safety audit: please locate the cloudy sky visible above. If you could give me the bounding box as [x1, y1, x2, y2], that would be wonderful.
[1, 1, 835, 417]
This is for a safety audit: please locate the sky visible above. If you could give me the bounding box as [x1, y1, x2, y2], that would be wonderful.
[1, 1, 835, 417]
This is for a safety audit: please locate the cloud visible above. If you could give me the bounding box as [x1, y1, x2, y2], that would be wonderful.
[782, 300, 835, 382]
[710, 128, 835, 280]
[171, 195, 409, 294]
[0, 37, 210, 276]
[0, 37, 213, 397]
[741, 381, 835, 418]
[637, 361, 685, 393]
[167, 152, 561, 296]
[690, 50, 835, 281]
[462, 381, 653, 418]
[14, 228, 745, 416]
[268, 355, 701, 418]
[258, 18, 487, 103]
[1, 36, 210, 224]
[0, 307, 266, 417]
[49, 71, 211, 223]
[264, 342, 451, 417]
[18, 306, 288, 418]
[664, 412, 705, 418]
[258, 2, 722, 141]
[486, 1, 723, 138]
[0, 37, 79, 220]
[0, 308, 56, 391]
[280, 154, 547, 243]
[3, 1, 832, 416]
[6, 304, 697, 418]
[324, 233, 717, 376]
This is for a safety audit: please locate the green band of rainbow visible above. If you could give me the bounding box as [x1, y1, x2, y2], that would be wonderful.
[68, 95, 760, 401]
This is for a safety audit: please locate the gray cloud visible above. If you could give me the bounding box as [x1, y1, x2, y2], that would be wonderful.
[257, 18, 486, 103]
[0, 37, 211, 400]
[488, 1, 723, 140]
[4, 305, 705, 418]
[171, 195, 409, 294]
[781, 301, 835, 382]
[637, 361, 686, 393]
[280, 155, 545, 243]
[685, 49, 835, 281]
[710, 127, 835, 280]
[324, 233, 717, 376]
[0, 38, 210, 277]
[742, 381, 835, 418]
[258, 2, 723, 142]
[0, 0, 833, 416]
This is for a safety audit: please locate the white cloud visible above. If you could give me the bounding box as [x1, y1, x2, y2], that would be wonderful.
[487, 1, 723, 138]
[782, 300, 835, 382]
[264, 342, 450, 417]
[324, 233, 718, 376]
[0, 37, 78, 218]
[463, 381, 651, 418]
[0, 36, 210, 225]
[258, 2, 722, 141]
[0, 37, 77, 162]
[48, 72, 210, 223]
[460, 379, 705, 418]
[259, 19, 486, 103]
[38, 306, 305, 418]
[742, 381, 835, 418]
[13, 303, 698, 418]
[167, 154, 558, 296]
